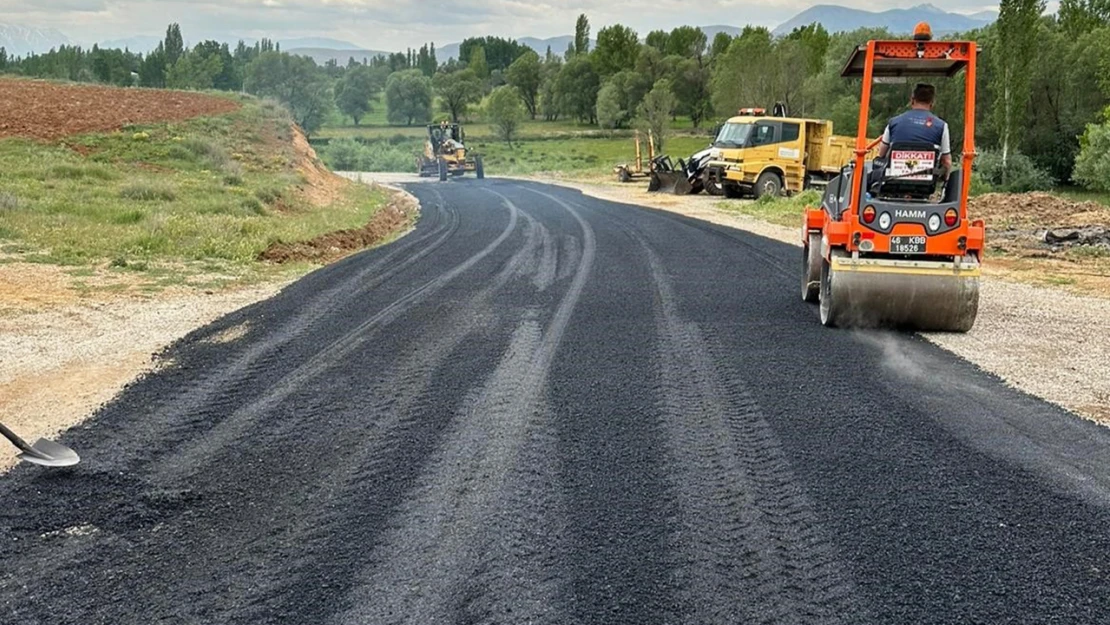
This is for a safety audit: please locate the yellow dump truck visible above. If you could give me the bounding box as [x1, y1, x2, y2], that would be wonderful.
[705, 112, 872, 199]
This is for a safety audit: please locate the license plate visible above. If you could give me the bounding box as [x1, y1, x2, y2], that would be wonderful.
[890, 235, 926, 254]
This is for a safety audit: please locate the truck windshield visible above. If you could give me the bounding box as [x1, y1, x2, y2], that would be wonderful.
[714, 122, 752, 148]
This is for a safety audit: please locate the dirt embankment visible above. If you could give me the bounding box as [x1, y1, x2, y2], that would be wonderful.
[0, 78, 240, 141]
[260, 182, 418, 264]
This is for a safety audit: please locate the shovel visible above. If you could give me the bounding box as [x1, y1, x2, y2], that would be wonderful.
[0, 421, 80, 467]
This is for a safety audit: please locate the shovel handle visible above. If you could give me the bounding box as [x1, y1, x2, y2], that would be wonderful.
[0, 421, 36, 455]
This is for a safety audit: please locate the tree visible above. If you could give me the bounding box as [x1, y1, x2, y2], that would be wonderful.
[487, 85, 525, 146]
[673, 57, 712, 127]
[507, 50, 543, 119]
[634, 45, 671, 86]
[384, 68, 433, 125]
[166, 52, 223, 89]
[417, 43, 437, 76]
[1060, 0, 1110, 35]
[139, 43, 167, 87]
[711, 26, 774, 116]
[637, 79, 677, 152]
[666, 26, 707, 60]
[709, 32, 733, 60]
[645, 30, 669, 52]
[244, 52, 334, 133]
[1074, 110, 1110, 190]
[468, 45, 489, 79]
[336, 64, 384, 125]
[592, 25, 640, 77]
[556, 55, 600, 123]
[458, 36, 530, 71]
[192, 40, 238, 90]
[164, 23, 184, 67]
[574, 14, 591, 56]
[434, 68, 483, 121]
[602, 70, 649, 127]
[539, 54, 564, 120]
[993, 0, 1045, 177]
[784, 23, 830, 76]
[596, 82, 624, 131]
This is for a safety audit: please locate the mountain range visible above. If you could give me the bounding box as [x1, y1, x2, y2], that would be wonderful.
[1, 4, 1000, 60]
[772, 4, 996, 37]
[0, 23, 72, 56]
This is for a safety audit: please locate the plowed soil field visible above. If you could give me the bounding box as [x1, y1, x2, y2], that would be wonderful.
[0, 78, 240, 141]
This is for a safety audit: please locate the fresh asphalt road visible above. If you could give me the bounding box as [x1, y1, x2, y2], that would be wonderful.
[2, 178, 1109, 624]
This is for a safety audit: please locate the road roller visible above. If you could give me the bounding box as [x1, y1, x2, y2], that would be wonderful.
[801, 25, 984, 332]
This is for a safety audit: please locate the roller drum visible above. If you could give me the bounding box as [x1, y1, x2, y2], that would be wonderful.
[820, 254, 980, 332]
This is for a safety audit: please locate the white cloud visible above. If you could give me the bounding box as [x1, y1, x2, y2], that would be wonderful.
[0, 1, 1001, 51]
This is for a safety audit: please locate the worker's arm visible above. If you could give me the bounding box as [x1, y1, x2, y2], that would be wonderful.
[939, 124, 952, 178]
[877, 126, 891, 158]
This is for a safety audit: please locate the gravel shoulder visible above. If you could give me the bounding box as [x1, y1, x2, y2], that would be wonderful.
[509, 174, 1110, 426]
[0, 276, 286, 471]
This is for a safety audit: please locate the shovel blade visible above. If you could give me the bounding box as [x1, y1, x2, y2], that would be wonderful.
[20, 438, 80, 467]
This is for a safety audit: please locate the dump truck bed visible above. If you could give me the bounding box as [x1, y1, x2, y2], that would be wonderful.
[804, 121, 861, 174]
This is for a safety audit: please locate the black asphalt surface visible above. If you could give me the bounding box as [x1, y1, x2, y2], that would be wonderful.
[3, 178, 1110, 624]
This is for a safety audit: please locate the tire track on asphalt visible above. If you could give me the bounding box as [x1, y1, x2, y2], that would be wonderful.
[336, 187, 595, 625]
[0, 186, 530, 623]
[153, 191, 517, 482]
[70, 189, 462, 473]
[636, 231, 867, 625]
[232, 187, 563, 623]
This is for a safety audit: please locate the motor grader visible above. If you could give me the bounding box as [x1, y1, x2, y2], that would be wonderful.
[801, 23, 982, 332]
[417, 121, 484, 181]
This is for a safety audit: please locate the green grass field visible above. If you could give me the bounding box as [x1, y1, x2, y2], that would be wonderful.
[317, 102, 717, 178]
[0, 96, 388, 290]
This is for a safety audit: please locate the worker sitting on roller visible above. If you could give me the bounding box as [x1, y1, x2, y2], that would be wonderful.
[877, 83, 952, 179]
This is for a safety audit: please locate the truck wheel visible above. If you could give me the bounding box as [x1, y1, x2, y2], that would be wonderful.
[754, 172, 782, 199]
[476, 156, 485, 179]
[704, 176, 724, 196]
[723, 183, 744, 199]
[618, 168, 631, 183]
[438, 158, 447, 182]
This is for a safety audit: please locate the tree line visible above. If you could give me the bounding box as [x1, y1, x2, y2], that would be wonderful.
[5, 3, 1110, 189]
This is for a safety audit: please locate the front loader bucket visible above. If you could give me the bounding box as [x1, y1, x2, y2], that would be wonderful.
[819, 255, 980, 332]
[649, 170, 684, 194]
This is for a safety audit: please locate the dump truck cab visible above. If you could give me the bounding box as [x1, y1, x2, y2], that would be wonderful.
[706, 112, 867, 199]
[801, 24, 983, 332]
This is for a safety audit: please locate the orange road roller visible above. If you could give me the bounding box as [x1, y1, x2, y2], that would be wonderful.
[801, 24, 984, 332]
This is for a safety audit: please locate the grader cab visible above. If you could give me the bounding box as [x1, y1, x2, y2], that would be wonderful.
[418, 121, 485, 181]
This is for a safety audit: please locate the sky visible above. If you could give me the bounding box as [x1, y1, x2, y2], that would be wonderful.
[1, 0, 1011, 51]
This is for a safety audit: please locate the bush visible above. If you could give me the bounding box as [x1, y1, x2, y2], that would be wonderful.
[973, 149, 1054, 192]
[0, 191, 21, 210]
[120, 183, 177, 201]
[48, 163, 117, 181]
[324, 137, 365, 171]
[1074, 119, 1110, 192]
[255, 187, 284, 206]
[320, 138, 415, 172]
[182, 137, 230, 170]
